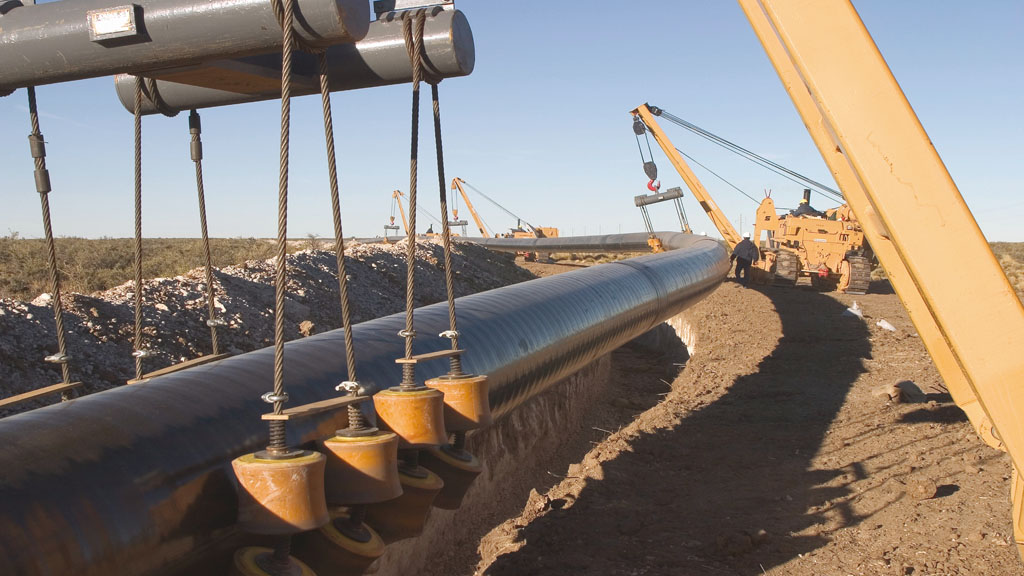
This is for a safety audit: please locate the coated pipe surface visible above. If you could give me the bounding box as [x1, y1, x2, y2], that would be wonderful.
[113, 7, 474, 115]
[451, 231, 718, 253]
[0, 0, 369, 93]
[0, 234, 727, 576]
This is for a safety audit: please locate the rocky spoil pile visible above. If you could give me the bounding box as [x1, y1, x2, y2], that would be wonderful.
[0, 239, 532, 416]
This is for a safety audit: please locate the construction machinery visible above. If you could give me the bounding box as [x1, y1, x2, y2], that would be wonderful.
[385, 189, 407, 236]
[385, 189, 447, 238]
[451, 177, 491, 237]
[631, 103, 873, 293]
[449, 177, 558, 260]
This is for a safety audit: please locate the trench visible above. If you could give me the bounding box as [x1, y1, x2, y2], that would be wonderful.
[372, 314, 695, 575]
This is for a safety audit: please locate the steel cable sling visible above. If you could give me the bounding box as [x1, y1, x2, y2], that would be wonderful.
[21, 87, 78, 402]
[398, 11, 424, 386]
[128, 77, 178, 381]
[187, 109, 226, 356]
[655, 107, 844, 202]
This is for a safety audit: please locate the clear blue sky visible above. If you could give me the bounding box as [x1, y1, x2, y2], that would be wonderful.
[2, 1, 1021, 241]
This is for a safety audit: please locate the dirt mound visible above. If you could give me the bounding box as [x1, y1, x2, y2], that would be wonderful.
[0, 240, 532, 416]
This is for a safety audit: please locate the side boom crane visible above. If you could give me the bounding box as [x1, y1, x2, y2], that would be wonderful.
[388, 189, 409, 235]
[451, 177, 490, 237]
[631, 104, 744, 249]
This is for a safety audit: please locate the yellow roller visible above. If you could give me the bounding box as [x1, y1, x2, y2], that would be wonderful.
[231, 451, 330, 535]
[425, 373, 491, 432]
[364, 466, 444, 543]
[419, 445, 483, 510]
[229, 546, 317, 576]
[293, 508, 385, 576]
[373, 387, 447, 449]
[321, 431, 403, 505]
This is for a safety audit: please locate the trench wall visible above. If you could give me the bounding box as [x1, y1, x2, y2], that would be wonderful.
[373, 311, 696, 575]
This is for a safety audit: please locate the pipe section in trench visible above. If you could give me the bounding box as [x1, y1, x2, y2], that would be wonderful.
[0, 232, 727, 576]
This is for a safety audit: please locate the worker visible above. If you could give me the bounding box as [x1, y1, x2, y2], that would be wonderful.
[730, 232, 759, 287]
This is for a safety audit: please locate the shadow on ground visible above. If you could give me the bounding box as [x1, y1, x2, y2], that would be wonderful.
[481, 283, 872, 575]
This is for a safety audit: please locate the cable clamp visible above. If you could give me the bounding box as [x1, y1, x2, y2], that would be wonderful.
[206, 317, 228, 327]
[398, 329, 417, 338]
[438, 330, 459, 340]
[131, 349, 153, 358]
[335, 381, 362, 395]
[261, 391, 290, 404]
[44, 353, 71, 364]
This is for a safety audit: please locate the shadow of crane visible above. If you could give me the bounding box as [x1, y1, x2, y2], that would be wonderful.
[479, 283, 872, 575]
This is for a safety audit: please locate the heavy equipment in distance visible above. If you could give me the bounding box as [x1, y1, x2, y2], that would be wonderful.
[631, 103, 873, 293]
[450, 177, 558, 261]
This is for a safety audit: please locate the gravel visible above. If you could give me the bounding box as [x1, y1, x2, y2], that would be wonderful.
[0, 239, 532, 417]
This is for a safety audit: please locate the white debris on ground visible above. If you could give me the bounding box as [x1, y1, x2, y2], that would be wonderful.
[0, 239, 532, 416]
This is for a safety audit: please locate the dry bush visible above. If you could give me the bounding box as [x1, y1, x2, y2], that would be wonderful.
[0, 236, 280, 300]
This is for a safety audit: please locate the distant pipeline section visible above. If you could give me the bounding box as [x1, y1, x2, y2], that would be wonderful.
[452, 231, 721, 254]
[0, 234, 727, 575]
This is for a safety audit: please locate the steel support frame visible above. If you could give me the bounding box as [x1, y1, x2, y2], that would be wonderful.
[739, 0, 1024, 553]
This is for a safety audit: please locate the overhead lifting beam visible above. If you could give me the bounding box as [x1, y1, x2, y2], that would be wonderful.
[0, 234, 727, 576]
[0, 0, 369, 94]
[112, 7, 475, 115]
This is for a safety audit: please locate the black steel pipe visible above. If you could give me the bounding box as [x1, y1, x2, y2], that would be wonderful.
[113, 7, 474, 116]
[0, 234, 727, 575]
[451, 231, 715, 253]
[0, 0, 369, 93]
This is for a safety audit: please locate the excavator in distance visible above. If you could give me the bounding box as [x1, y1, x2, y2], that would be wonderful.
[631, 103, 873, 293]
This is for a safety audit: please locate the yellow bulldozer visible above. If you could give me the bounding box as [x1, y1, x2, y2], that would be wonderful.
[752, 188, 872, 292]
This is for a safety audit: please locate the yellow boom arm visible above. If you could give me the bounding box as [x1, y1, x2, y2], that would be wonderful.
[451, 177, 490, 238]
[391, 189, 409, 235]
[740, 0, 1024, 554]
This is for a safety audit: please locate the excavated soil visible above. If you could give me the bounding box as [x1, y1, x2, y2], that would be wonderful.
[458, 262, 1019, 576]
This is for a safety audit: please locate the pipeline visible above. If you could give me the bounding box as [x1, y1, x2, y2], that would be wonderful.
[0, 233, 727, 576]
[451, 231, 709, 254]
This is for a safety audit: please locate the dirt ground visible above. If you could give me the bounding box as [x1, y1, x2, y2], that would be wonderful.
[462, 262, 1019, 576]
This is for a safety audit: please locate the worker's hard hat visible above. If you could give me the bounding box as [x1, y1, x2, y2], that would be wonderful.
[743, 232, 751, 239]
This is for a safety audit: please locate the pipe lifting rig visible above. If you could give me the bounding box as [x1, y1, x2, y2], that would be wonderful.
[0, 0, 1023, 573]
